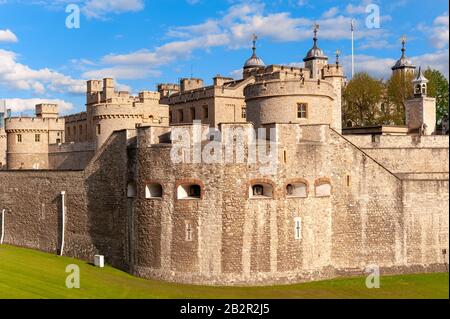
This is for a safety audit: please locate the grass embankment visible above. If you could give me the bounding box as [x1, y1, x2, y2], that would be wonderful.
[0, 245, 447, 299]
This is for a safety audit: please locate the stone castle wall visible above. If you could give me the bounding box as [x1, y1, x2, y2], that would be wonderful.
[0, 124, 447, 286]
[345, 134, 449, 174]
[0, 131, 131, 271]
[128, 124, 448, 285]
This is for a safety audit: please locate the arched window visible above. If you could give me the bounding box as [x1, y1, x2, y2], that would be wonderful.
[415, 84, 421, 95]
[145, 183, 163, 198]
[315, 179, 332, 197]
[177, 184, 201, 199]
[249, 182, 274, 199]
[286, 182, 308, 198]
[127, 181, 137, 198]
[421, 83, 427, 94]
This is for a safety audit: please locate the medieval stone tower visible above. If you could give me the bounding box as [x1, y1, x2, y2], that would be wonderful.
[245, 28, 344, 132]
[5, 104, 65, 169]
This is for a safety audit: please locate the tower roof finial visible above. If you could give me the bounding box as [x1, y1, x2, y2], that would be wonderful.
[313, 22, 320, 44]
[401, 34, 407, 57]
[244, 33, 265, 70]
[252, 33, 258, 57]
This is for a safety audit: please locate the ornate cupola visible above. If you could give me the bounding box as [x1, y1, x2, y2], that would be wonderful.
[405, 66, 436, 135]
[412, 67, 429, 97]
[303, 23, 328, 79]
[392, 35, 416, 76]
[243, 34, 265, 70]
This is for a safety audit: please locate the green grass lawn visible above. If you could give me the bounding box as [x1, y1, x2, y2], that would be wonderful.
[0, 244, 448, 299]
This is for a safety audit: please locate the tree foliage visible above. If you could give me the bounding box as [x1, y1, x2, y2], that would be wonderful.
[342, 72, 384, 126]
[342, 68, 449, 128]
[385, 71, 414, 125]
[424, 68, 449, 125]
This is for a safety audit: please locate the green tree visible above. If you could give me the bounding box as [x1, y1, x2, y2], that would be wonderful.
[342, 72, 384, 126]
[424, 68, 449, 125]
[386, 71, 414, 125]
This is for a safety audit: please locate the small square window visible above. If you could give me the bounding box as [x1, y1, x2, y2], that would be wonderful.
[297, 103, 308, 119]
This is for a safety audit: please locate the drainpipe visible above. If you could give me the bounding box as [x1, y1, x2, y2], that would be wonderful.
[59, 191, 66, 256]
[0, 209, 5, 244]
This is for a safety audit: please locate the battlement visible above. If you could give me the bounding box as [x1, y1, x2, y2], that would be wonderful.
[346, 134, 450, 149]
[5, 116, 65, 131]
[247, 64, 312, 81]
[244, 77, 335, 101]
[213, 76, 234, 87]
[139, 91, 160, 102]
[180, 78, 204, 92]
[87, 78, 162, 106]
[36, 104, 59, 119]
[322, 64, 345, 78]
[64, 112, 87, 124]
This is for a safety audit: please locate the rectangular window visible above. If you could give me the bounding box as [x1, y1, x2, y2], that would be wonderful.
[190, 107, 196, 121]
[169, 111, 173, 123]
[17, 134, 22, 143]
[35, 134, 40, 142]
[203, 106, 209, 119]
[241, 107, 246, 119]
[79, 125, 82, 137]
[97, 124, 101, 135]
[56, 138, 61, 144]
[294, 217, 302, 240]
[178, 109, 184, 122]
[297, 103, 308, 119]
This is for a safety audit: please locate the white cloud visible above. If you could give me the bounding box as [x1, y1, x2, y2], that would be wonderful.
[0, 49, 85, 95]
[341, 49, 449, 80]
[82, 66, 161, 80]
[2, 98, 74, 114]
[0, 29, 18, 43]
[91, 2, 388, 79]
[341, 54, 396, 79]
[82, 0, 144, 19]
[414, 49, 449, 78]
[322, 7, 339, 19]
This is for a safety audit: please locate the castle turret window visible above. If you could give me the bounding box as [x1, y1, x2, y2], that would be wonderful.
[96, 124, 101, 135]
[297, 103, 308, 118]
[35, 134, 40, 142]
[17, 134, 22, 143]
[315, 179, 332, 197]
[241, 107, 246, 119]
[177, 183, 201, 199]
[249, 182, 274, 199]
[286, 182, 308, 198]
[145, 183, 163, 198]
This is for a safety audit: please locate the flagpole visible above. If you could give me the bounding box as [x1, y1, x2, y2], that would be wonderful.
[351, 19, 355, 79]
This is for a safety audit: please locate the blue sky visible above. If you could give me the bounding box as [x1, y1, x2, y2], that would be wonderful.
[0, 0, 448, 115]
